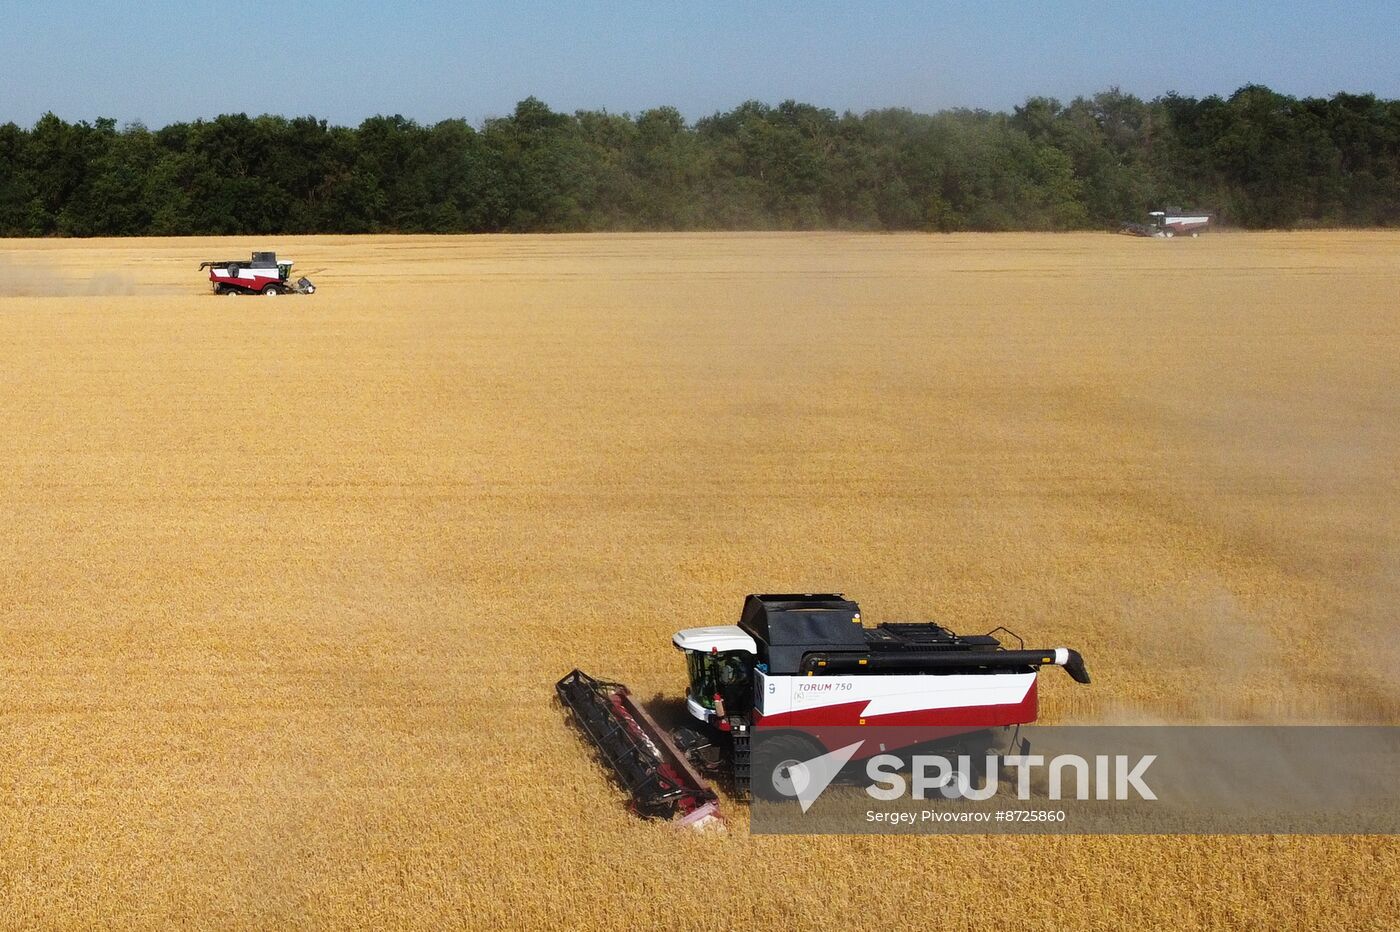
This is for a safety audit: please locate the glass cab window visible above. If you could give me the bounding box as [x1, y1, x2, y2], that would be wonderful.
[685, 650, 752, 712]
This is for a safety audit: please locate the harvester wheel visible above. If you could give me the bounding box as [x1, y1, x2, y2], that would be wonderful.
[263, 285, 281, 296]
[753, 733, 826, 801]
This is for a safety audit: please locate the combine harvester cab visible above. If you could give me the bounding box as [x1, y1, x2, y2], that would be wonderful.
[559, 592, 1089, 822]
[199, 251, 316, 295]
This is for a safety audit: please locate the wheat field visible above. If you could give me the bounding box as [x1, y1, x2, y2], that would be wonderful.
[1, 232, 1397, 928]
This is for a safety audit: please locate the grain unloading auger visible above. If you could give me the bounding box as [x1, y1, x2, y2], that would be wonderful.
[557, 593, 1090, 827]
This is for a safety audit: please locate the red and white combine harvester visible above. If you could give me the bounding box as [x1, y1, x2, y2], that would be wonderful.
[557, 593, 1089, 826]
[1120, 209, 1212, 238]
[198, 251, 316, 295]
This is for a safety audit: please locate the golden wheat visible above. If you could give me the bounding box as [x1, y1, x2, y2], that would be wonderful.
[0, 232, 1396, 929]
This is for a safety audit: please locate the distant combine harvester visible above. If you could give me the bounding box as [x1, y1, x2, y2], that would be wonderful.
[1120, 209, 1212, 238]
[198, 251, 317, 295]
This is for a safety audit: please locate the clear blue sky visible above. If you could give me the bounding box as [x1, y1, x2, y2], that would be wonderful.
[2, 0, 1397, 127]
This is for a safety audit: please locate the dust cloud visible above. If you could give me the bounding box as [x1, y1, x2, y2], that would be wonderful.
[0, 253, 139, 296]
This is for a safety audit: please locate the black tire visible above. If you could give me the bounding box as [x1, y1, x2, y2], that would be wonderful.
[227, 288, 242, 296]
[262, 284, 281, 296]
[752, 732, 826, 801]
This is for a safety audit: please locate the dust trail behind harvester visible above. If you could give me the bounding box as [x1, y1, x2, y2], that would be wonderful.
[0, 253, 151, 296]
[1100, 382, 1400, 726]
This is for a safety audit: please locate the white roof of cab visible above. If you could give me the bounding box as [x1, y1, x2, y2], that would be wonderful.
[673, 625, 758, 654]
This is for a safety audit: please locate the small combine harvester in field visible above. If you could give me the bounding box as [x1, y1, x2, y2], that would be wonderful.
[1120, 209, 1212, 238]
[557, 592, 1090, 827]
[198, 251, 316, 295]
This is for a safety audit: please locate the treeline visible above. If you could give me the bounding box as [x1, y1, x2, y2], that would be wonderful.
[2, 85, 1399, 236]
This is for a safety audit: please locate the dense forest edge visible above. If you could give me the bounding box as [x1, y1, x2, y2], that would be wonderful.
[2, 85, 1399, 236]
